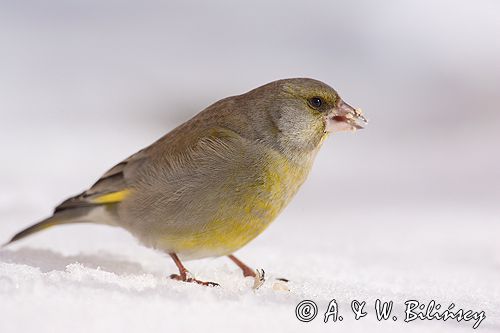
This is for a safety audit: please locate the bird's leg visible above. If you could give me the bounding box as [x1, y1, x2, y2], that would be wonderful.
[169, 253, 219, 287]
[228, 254, 256, 277]
[228, 254, 265, 289]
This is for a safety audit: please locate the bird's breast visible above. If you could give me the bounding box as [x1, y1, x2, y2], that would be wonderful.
[170, 150, 315, 258]
[122, 138, 318, 259]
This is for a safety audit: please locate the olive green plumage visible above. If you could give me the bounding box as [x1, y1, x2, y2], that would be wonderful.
[5, 78, 366, 263]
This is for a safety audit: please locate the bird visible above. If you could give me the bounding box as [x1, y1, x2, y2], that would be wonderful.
[3, 78, 367, 287]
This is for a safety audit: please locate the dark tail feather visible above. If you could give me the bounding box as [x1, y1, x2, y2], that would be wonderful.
[2, 208, 93, 248]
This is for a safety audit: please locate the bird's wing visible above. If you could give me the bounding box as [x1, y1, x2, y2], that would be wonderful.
[53, 148, 148, 213]
[53, 125, 244, 214]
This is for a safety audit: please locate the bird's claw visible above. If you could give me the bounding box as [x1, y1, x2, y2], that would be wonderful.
[252, 268, 266, 289]
[170, 272, 220, 287]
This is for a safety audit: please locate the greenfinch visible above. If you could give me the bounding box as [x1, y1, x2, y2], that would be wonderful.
[4, 78, 366, 286]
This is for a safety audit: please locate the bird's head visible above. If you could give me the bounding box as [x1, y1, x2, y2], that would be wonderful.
[243, 78, 367, 154]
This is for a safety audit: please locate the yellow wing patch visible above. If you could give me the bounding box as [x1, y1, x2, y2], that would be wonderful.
[91, 189, 131, 204]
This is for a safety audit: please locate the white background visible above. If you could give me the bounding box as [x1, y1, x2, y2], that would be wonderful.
[0, 1, 499, 332]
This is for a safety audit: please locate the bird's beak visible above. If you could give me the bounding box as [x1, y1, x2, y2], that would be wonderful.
[324, 100, 368, 133]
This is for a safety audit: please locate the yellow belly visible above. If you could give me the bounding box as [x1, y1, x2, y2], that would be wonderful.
[166, 151, 313, 259]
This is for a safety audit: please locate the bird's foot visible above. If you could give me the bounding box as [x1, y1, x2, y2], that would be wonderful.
[235, 263, 264, 289]
[252, 269, 265, 289]
[169, 271, 219, 287]
[250, 270, 289, 290]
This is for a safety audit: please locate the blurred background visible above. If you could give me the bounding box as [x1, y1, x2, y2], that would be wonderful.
[0, 0, 499, 332]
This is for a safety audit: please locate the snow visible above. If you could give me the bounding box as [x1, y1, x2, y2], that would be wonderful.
[1, 0, 500, 332]
[1, 213, 498, 333]
[1, 162, 499, 333]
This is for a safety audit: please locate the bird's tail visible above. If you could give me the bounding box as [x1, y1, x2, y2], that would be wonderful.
[2, 207, 99, 248]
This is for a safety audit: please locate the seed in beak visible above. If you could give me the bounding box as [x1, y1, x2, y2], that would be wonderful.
[354, 108, 368, 123]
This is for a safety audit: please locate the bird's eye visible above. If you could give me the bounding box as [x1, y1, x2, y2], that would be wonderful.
[309, 97, 323, 109]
